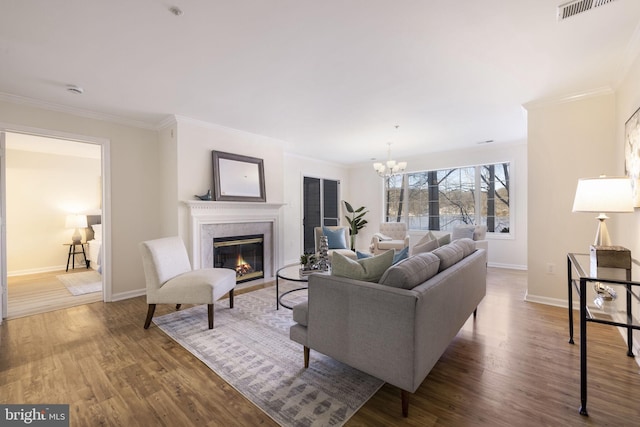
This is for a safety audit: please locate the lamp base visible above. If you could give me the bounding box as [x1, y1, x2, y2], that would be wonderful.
[71, 228, 82, 244]
[593, 214, 611, 246]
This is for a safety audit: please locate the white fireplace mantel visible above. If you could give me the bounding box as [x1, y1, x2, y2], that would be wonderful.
[183, 200, 286, 278]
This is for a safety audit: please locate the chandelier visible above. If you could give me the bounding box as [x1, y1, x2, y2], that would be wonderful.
[372, 126, 407, 178]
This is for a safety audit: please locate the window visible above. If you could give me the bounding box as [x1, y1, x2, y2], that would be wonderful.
[385, 162, 510, 234]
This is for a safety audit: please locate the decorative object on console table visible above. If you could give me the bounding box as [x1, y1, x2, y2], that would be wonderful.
[589, 245, 630, 309]
[571, 176, 634, 247]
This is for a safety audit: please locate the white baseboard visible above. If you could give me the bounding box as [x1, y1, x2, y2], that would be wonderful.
[8, 264, 68, 277]
[524, 293, 570, 309]
[489, 262, 527, 270]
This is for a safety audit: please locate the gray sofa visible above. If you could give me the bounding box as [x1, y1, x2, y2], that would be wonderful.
[289, 240, 487, 417]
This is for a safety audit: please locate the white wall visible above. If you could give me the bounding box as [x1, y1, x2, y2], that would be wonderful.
[0, 100, 162, 299]
[526, 91, 617, 304]
[173, 116, 286, 255]
[6, 145, 101, 274]
[348, 142, 528, 269]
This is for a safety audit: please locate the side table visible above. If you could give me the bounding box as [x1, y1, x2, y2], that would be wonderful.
[566, 252, 640, 416]
[64, 242, 89, 272]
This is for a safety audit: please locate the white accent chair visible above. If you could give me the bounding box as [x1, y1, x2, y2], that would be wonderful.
[139, 236, 236, 329]
[314, 226, 357, 260]
[370, 222, 410, 255]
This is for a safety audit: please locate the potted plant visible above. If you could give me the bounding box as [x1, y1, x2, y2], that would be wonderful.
[343, 200, 368, 251]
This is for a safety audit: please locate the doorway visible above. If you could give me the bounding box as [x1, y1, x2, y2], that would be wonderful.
[0, 128, 110, 320]
[302, 176, 340, 254]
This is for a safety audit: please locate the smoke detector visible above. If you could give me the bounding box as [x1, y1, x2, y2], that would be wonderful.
[557, 0, 617, 21]
[66, 84, 84, 95]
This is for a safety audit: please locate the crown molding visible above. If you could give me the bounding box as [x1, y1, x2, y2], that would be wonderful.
[0, 92, 158, 131]
[522, 87, 615, 110]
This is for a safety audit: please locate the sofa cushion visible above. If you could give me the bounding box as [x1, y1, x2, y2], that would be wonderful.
[356, 250, 372, 259]
[452, 238, 476, 258]
[432, 243, 464, 271]
[331, 250, 394, 282]
[292, 301, 308, 326]
[378, 252, 441, 289]
[323, 226, 349, 249]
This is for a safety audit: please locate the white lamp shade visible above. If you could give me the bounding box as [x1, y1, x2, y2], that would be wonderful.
[65, 214, 88, 229]
[572, 176, 634, 213]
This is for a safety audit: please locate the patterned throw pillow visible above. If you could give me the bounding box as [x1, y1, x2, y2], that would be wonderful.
[322, 226, 348, 249]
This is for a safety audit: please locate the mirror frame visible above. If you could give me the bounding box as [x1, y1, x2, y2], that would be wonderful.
[212, 151, 266, 202]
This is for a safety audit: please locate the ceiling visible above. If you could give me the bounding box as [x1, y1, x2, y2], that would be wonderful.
[1, 0, 640, 165]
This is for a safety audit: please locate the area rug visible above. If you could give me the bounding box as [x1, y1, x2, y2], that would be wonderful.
[56, 271, 102, 295]
[153, 282, 384, 427]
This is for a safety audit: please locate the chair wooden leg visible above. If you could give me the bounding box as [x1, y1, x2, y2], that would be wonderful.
[304, 346, 310, 368]
[401, 389, 410, 417]
[229, 289, 234, 308]
[176, 304, 181, 310]
[144, 304, 156, 329]
[473, 307, 477, 318]
[208, 304, 214, 329]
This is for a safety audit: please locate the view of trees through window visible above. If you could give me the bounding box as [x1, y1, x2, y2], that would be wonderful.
[385, 162, 510, 233]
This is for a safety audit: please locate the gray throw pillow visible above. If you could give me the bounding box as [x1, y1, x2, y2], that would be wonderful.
[432, 243, 464, 272]
[331, 250, 394, 282]
[379, 252, 440, 289]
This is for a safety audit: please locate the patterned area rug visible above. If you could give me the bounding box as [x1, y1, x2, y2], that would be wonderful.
[56, 271, 102, 295]
[153, 282, 384, 427]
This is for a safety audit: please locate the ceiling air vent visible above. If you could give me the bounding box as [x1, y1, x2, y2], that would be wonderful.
[557, 0, 617, 21]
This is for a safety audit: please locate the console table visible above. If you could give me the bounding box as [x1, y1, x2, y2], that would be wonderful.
[566, 252, 640, 416]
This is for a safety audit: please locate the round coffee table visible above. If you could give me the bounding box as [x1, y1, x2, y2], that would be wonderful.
[276, 264, 327, 309]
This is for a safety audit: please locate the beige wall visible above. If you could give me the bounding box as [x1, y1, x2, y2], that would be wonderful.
[526, 91, 617, 304]
[0, 100, 162, 299]
[6, 145, 101, 274]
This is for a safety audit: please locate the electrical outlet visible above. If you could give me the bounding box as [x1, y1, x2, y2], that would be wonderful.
[547, 263, 555, 274]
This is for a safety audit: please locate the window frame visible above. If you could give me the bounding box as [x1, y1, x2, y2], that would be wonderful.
[384, 161, 512, 237]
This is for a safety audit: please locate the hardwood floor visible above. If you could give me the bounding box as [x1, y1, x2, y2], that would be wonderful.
[7, 269, 102, 319]
[1, 268, 639, 426]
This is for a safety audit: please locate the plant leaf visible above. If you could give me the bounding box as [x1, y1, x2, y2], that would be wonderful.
[344, 201, 354, 213]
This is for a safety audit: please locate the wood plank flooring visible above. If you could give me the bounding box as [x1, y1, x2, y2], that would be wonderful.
[7, 269, 102, 319]
[1, 268, 639, 426]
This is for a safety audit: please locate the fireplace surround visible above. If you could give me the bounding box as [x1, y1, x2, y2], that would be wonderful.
[184, 200, 285, 288]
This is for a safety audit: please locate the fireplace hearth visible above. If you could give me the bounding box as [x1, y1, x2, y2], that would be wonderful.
[213, 234, 264, 283]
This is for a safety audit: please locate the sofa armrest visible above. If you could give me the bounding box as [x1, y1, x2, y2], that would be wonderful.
[306, 274, 419, 390]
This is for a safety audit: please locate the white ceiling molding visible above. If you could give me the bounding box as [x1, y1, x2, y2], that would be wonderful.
[522, 86, 615, 111]
[0, 92, 156, 131]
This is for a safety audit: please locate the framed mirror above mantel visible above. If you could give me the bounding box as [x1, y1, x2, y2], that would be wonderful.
[212, 151, 266, 202]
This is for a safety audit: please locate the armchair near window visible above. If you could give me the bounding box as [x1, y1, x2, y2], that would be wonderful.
[370, 222, 410, 255]
[314, 226, 357, 260]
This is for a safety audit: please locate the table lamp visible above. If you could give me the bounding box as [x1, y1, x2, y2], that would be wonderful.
[571, 176, 634, 246]
[65, 214, 88, 244]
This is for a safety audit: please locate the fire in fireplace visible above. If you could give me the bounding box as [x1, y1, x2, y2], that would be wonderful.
[213, 234, 264, 283]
